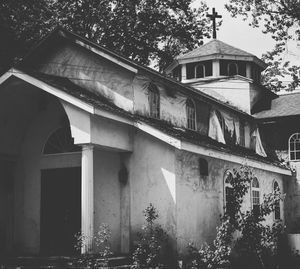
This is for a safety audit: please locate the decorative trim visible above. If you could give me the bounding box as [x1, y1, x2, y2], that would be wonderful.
[74, 39, 138, 74]
[181, 141, 291, 175]
[4, 69, 95, 114]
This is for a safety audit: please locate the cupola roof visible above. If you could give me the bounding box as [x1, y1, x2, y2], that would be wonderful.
[165, 39, 267, 73]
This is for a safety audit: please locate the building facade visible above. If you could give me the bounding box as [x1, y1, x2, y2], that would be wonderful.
[0, 28, 292, 257]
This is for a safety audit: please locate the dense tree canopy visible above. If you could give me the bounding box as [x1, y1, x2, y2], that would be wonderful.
[0, 0, 212, 73]
[226, 0, 300, 91]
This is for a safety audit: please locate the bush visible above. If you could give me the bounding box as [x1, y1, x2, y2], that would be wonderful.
[131, 203, 169, 269]
[73, 223, 113, 268]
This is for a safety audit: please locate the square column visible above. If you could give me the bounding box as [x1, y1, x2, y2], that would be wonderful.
[212, 59, 220, 77]
[81, 144, 94, 254]
[181, 64, 187, 82]
[246, 63, 252, 79]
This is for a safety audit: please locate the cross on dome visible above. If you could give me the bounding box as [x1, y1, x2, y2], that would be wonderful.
[207, 8, 222, 39]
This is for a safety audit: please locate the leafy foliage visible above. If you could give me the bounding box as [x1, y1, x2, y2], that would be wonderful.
[131, 203, 169, 269]
[225, 0, 300, 91]
[73, 223, 113, 268]
[187, 216, 234, 269]
[0, 0, 212, 71]
[187, 166, 285, 269]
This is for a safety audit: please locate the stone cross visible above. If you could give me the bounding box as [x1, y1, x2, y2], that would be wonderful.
[207, 8, 222, 39]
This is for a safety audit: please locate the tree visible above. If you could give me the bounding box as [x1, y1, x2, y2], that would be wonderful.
[0, 0, 212, 71]
[225, 0, 300, 91]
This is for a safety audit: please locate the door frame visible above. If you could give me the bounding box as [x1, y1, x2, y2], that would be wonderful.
[40, 152, 81, 255]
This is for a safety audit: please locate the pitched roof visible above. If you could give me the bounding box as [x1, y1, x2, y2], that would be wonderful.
[19, 27, 253, 119]
[165, 39, 267, 72]
[177, 39, 254, 60]
[254, 92, 300, 119]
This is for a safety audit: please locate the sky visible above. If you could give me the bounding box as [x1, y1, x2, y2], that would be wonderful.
[193, 0, 276, 58]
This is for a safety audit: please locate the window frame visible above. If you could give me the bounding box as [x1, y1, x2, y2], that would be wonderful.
[43, 126, 81, 155]
[148, 83, 160, 119]
[239, 119, 245, 147]
[251, 177, 260, 217]
[195, 64, 206, 78]
[289, 133, 300, 161]
[228, 62, 238, 76]
[186, 98, 197, 130]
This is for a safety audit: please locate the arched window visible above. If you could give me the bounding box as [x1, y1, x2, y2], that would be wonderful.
[148, 83, 160, 119]
[199, 158, 208, 176]
[43, 126, 81, 154]
[273, 181, 281, 220]
[228, 63, 238, 76]
[289, 133, 300, 161]
[252, 177, 260, 217]
[195, 64, 205, 78]
[224, 170, 234, 216]
[186, 99, 196, 130]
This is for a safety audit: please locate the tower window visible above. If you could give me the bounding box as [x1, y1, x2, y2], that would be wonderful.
[186, 99, 196, 130]
[148, 83, 160, 119]
[195, 64, 205, 78]
[228, 63, 238, 76]
[289, 133, 300, 161]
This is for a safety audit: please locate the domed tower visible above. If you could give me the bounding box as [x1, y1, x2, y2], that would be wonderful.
[164, 39, 274, 114]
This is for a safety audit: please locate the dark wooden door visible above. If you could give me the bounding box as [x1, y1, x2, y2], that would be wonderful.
[41, 167, 81, 256]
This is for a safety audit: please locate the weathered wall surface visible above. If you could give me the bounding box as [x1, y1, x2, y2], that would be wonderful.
[128, 130, 177, 249]
[133, 75, 187, 127]
[175, 149, 286, 255]
[38, 43, 135, 112]
[94, 149, 121, 253]
[191, 79, 251, 113]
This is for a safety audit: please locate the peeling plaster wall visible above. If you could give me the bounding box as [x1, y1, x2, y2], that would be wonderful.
[128, 130, 177, 248]
[37, 43, 135, 112]
[175, 150, 286, 255]
[133, 74, 211, 135]
[133, 75, 186, 127]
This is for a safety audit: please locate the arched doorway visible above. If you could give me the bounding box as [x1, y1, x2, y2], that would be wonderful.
[40, 126, 81, 255]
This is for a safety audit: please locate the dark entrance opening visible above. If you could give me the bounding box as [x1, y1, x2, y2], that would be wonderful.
[41, 167, 81, 256]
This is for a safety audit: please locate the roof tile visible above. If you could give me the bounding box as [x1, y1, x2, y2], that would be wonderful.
[254, 92, 300, 119]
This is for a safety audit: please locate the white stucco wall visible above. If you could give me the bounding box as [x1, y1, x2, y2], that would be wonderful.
[94, 149, 121, 253]
[191, 79, 251, 114]
[175, 150, 286, 255]
[128, 130, 177, 247]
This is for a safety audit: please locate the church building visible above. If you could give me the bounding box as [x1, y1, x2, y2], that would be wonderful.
[0, 27, 294, 258]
